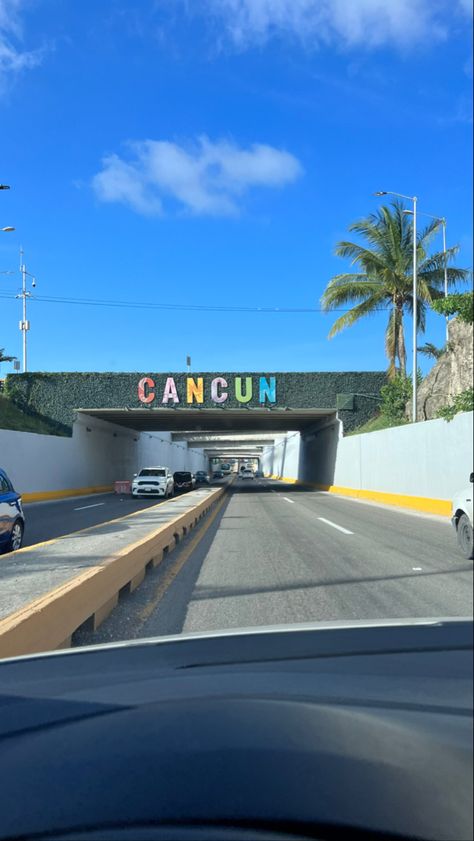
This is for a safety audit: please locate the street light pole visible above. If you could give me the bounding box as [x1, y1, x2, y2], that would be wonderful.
[412, 197, 418, 422]
[441, 219, 449, 342]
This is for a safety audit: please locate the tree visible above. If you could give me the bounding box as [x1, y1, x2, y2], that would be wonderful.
[321, 202, 469, 378]
[431, 291, 473, 324]
[0, 348, 15, 364]
[417, 342, 446, 360]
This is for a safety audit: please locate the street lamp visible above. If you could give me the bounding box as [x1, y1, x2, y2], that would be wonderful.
[0, 185, 11, 190]
[404, 209, 448, 341]
[374, 191, 418, 421]
[1, 227, 15, 232]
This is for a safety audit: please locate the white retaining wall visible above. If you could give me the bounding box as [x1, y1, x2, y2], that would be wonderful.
[262, 412, 473, 502]
[0, 413, 207, 495]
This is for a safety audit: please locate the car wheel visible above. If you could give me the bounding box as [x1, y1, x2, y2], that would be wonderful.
[7, 519, 24, 553]
[457, 514, 473, 560]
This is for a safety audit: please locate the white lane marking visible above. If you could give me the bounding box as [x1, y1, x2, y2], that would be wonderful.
[74, 502, 105, 511]
[412, 566, 423, 571]
[283, 497, 295, 504]
[318, 517, 354, 535]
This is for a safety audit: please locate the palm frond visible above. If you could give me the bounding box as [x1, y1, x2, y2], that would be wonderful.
[321, 275, 386, 309]
[327, 295, 385, 338]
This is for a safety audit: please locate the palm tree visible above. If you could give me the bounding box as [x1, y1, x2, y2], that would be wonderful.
[417, 342, 446, 360]
[0, 348, 15, 364]
[321, 202, 468, 378]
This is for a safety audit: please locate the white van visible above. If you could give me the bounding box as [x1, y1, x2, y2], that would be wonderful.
[131, 467, 174, 499]
[452, 472, 473, 560]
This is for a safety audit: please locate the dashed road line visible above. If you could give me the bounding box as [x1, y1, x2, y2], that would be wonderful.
[318, 517, 354, 535]
[283, 497, 295, 504]
[74, 503, 105, 511]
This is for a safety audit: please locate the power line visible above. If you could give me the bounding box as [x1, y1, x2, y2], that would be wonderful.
[0, 290, 391, 314]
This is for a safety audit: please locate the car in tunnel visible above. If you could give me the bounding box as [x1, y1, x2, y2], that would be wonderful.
[131, 467, 174, 499]
[0, 468, 25, 553]
[239, 468, 255, 480]
[173, 471, 195, 493]
[195, 470, 210, 484]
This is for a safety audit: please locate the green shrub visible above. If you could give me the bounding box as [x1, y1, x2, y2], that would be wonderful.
[436, 388, 474, 421]
[432, 292, 474, 324]
[380, 373, 423, 422]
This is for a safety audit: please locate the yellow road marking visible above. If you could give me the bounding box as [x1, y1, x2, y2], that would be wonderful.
[22, 486, 113, 503]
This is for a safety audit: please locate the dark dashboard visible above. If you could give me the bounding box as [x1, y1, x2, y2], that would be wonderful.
[0, 619, 472, 840]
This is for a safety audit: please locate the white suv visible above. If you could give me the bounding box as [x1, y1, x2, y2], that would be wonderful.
[132, 467, 174, 499]
[452, 472, 473, 560]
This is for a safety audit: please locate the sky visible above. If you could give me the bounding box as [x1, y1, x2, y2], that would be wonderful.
[0, 0, 472, 375]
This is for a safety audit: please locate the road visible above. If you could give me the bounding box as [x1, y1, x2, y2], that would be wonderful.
[73, 478, 473, 647]
[22, 484, 221, 548]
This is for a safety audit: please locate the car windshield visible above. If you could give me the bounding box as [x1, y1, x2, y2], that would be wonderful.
[0, 1, 472, 694]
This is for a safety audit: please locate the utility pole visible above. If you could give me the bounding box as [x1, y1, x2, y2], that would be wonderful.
[17, 247, 35, 373]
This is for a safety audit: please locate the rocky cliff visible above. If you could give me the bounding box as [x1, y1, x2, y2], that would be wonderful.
[408, 318, 473, 421]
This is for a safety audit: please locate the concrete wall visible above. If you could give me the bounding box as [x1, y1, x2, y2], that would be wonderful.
[261, 432, 301, 480]
[331, 412, 473, 502]
[263, 412, 474, 513]
[0, 413, 207, 499]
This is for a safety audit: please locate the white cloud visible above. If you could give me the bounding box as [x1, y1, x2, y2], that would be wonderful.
[0, 0, 42, 88]
[92, 137, 303, 217]
[196, 0, 471, 49]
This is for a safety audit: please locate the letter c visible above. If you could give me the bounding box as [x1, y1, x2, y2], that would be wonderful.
[138, 377, 155, 404]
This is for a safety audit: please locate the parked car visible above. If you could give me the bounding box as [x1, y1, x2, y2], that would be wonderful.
[212, 470, 224, 480]
[452, 472, 473, 560]
[195, 470, 210, 484]
[131, 467, 174, 499]
[0, 467, 25, 553]
[173, 471, 194, 493]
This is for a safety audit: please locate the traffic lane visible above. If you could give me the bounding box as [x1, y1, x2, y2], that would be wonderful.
[265, 481, 462, 570]
[181, 479, 472, 634]
[71, 477, 473, 647]
[22, 491, 181, 548]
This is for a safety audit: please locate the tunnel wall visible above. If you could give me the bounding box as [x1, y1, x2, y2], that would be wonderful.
[265, 412, 473, 515]
[261, 432, 301, 480]
[0, 414, 207, 501]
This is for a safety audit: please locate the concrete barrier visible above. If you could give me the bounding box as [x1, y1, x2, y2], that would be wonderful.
[0, 487, 225, 660]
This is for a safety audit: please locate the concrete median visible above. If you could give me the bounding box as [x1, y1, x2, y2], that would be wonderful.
[0, 487, 225, 660]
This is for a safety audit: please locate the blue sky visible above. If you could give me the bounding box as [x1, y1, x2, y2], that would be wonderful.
[0, 0, 472, 375]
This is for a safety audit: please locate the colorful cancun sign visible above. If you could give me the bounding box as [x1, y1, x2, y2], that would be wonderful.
[138, 376, 277, 405]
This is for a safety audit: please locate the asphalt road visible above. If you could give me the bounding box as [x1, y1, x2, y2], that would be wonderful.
[22, 483, 220, 548]
[74, 478, 473, 648]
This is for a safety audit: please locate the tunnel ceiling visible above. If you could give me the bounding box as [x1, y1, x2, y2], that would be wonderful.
[76, 407, 334, 432]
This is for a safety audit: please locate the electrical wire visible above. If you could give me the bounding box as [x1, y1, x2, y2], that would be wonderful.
[0, 290, 391, 314]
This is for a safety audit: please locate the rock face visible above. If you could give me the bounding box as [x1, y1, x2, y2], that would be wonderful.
[408, 318, 474, 421]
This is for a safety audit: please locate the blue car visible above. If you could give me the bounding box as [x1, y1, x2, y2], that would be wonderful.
[0, 468, 25, 553]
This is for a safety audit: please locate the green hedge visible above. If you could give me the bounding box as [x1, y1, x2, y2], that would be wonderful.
[5, 371, 387, 433]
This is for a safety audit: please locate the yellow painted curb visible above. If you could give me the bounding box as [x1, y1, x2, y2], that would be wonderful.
[0, 487, 225, 660]
[266, 476, 451, 516]
[22, 485, 113, 503]
[311, 483, 452, 517]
